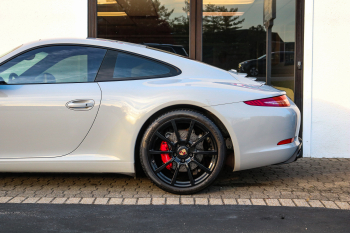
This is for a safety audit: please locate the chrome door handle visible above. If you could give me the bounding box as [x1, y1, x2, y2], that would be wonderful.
[66, 99, 95, 111]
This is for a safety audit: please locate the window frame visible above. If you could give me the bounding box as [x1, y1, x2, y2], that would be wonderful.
[94, 49, 182, 82]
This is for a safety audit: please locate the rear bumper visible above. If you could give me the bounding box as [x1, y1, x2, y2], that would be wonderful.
[207, 100, 301, 172]
[278, 137, 303, 164]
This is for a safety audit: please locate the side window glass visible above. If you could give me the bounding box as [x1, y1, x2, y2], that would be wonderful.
[96, 50, 180, 81]
[0, 52, 48, 83]
[41, 55, 89, 83]
[0, 46, 106, 84]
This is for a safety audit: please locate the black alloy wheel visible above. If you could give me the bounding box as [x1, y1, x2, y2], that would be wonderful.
[248, 66, 259, 77]
[140, 110, 226, 194]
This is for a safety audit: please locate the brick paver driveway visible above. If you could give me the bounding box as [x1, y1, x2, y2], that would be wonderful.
[1, 158, 349, 209]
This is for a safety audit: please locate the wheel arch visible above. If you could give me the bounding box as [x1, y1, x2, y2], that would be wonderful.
[134, 104, 233, 176]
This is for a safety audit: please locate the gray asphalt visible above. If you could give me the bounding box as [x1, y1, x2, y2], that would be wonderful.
[0, 204, 349, 233]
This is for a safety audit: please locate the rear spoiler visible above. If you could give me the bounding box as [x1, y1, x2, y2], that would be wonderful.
[228, 69, 266, 86]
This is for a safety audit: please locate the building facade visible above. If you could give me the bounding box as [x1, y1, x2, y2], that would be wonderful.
[0, 0, 349, 158]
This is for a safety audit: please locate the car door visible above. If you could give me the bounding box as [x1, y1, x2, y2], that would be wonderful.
[0, 45, 106, 158]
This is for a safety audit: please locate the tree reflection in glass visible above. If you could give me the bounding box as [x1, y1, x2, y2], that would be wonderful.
[97, 0, 190, 56]
[201, 0, 295, 101]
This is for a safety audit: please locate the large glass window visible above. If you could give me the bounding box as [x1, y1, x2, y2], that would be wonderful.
[0, 46, 106, 84]
[202, 0, 296, 100]
[97, 0, 190, 56]
[95, 0, 297, 100]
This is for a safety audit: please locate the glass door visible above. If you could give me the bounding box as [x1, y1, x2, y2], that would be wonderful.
[201, 0, 296, 101]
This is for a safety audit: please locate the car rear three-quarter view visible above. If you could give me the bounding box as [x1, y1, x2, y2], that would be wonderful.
[0, 38, 301, 194]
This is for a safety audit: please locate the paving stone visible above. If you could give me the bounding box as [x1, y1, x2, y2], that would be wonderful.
[308, 200, 324, 208]
[181, 198, 194, 205]
[293, 199, 310, 207]
[250, 193, 269, 199]
[0, 197, 12, 203]
[265, 199, 281, 206]
[0, 158, 348, 206]
[166, 198, 180, 205]
[279, 199, 295, 207]
[51, 198, 67, 204]
[22, 197, 40, 204]
[123, 198, 137, 205]
[163, 194, 181, 198]
[195, 198, 208, 205]
[66, 198, 81, 204]
[280, 192, 294, 198]
[321, 201, 339, 209]
[80, 198, 95, 204]
[209, 198, 223, 205]
[338, 195, 350, 202]
[37, 197, 53, 204]
[237, 199, 252, 205]
[334, 201, 350, 210]
[109, 198, 123, 205]
[95, 198, 109, 205]
[223, 199, 237, 205]
[251, 199, 266, 205]
[152, 198, 166, 205]
[138, 198, 151, 205]
[8, 197, 26, 203]
[105, 193, 123, 198]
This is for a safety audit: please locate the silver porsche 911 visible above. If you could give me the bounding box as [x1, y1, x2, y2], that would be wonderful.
[0, 38, 301, 194]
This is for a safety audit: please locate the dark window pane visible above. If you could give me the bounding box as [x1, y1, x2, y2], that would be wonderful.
[202, 0, 295, 100]
[96, 50, 179, 81]
[0, 46, 106, 84]
[97, 0, 189, 56]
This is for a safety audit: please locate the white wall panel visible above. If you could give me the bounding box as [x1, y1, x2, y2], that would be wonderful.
[304, 0, 350, 158]
[0, 0, 88, 55]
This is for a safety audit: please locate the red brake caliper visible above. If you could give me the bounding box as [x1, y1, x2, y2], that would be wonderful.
[160, 141, 172, 170]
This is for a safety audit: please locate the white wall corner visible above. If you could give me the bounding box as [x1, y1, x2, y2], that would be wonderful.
[302, 0, 314, 158]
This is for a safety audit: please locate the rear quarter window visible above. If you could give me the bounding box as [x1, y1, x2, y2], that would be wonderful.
[95, 50, 180, 81]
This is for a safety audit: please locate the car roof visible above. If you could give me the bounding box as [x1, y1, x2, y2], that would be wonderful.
[0, 37, 232, 81]
[24, 37, 147, 50]
[0, 38, 173, 64]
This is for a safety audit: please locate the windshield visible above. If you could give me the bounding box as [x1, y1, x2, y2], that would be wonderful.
[258, 55, 266, 59]
[0, 44, 23, 59]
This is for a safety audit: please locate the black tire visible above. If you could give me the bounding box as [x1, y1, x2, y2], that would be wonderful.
[140, 110, 226, 194]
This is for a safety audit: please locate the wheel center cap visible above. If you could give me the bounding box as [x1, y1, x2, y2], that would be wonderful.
[177, 146, 189, 159]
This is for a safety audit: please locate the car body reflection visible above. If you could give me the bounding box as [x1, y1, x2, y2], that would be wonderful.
[238, 51, 294, 77]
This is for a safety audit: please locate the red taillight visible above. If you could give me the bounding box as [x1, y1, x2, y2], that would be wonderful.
[244, 95, 290, 107]
[277, 138, 295, 145]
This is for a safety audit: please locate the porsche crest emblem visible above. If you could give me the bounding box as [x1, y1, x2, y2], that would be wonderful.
[179, 149, 187, 156]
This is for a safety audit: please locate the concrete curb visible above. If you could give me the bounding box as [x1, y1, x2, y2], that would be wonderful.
[1, 197, 349, 210]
